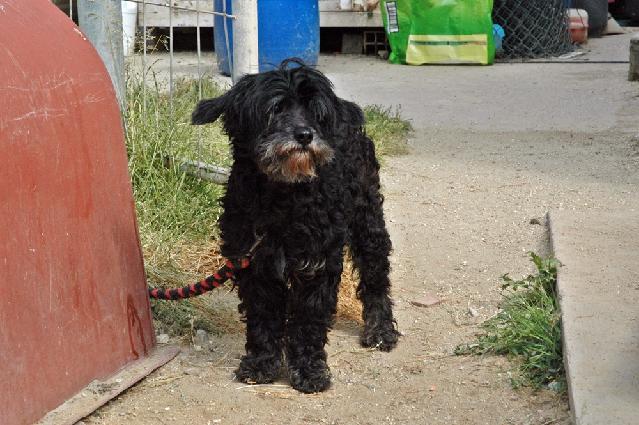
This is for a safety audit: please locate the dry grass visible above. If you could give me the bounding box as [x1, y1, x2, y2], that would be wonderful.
[337, 257, 364, 324]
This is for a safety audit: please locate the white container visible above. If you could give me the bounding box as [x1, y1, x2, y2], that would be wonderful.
[122, 1, 138, 56]
[339, 0, 352, 10]
[567, 8, 589, 44]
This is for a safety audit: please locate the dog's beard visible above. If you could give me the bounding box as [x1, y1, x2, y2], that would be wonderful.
[256, 137, 334, 184]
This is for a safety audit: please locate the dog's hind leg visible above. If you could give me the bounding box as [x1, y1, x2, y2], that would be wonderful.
[235, 265, 288, 384]
[286, 252, 342, 393]
[349, 140, 400, 352]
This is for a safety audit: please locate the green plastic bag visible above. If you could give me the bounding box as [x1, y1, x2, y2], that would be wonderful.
[381, 0, 495, 65]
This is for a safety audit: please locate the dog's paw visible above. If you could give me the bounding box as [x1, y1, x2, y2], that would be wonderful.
[361, 322, 400, 352]
[235, 354, 281, 384]
[288, 359, 332, 393]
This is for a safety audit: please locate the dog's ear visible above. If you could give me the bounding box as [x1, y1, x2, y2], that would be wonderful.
[340, 99, 365, 131]
[192, 96, 227, 125]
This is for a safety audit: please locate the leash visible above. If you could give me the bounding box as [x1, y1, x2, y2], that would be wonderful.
[148, 235, 264, 300]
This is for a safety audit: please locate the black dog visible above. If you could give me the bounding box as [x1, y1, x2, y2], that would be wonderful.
[192, 59, 399, 393]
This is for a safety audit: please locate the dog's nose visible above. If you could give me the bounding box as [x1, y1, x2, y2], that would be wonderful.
[294, 127, 314, 146]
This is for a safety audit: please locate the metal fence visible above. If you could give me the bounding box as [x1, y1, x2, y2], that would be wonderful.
[57, 0, 234, 112]
[57, 0, 236, 180]
[493, 0, 574, 60]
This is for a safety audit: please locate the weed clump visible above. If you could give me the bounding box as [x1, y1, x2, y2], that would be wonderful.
[456, 253, 564, 391]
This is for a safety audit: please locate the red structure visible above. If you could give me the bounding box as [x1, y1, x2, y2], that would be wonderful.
[0, 2, 156, 424]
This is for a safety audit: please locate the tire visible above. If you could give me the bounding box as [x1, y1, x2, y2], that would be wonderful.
[573, 0, 608, 36]
[610, 0, 639, 21]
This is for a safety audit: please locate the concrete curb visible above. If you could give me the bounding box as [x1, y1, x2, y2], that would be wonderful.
[548, 210, 639, 425]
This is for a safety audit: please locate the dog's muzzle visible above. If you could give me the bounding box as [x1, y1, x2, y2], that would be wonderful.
[256, 135, 334, 184]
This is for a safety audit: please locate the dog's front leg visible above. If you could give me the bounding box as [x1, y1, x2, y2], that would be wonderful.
[286, 262, 341, 393]
[350, 155, 400, 351]
[235, 265, 288, 384]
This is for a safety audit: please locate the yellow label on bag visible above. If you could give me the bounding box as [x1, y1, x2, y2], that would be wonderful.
[406, 34, 489, 65]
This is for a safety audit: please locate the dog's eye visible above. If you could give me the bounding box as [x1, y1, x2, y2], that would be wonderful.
[272, 103, 282, 114]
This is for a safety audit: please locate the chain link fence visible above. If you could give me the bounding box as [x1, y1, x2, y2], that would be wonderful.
[493, 0, 574, 60]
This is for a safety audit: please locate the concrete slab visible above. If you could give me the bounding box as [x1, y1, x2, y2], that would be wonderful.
[549, 210, 639, 425]
[560, 30, 638, 63]
[322, 57, 639, 134]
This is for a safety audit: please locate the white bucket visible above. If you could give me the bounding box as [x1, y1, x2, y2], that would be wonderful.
[122, 1, 138, 56]
[339, 0, 352, 10]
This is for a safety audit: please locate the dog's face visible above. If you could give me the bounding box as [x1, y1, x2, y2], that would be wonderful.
[192, 60, 364, 184]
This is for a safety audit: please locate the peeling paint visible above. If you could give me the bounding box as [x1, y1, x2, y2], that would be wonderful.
[73, 27, 87, 40]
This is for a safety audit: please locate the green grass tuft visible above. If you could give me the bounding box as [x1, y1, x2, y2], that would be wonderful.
[125, 76, 230, 252]
[124, 77, 411, 336]
[364, 105, 412, 157]
[456, 253, 565, 391]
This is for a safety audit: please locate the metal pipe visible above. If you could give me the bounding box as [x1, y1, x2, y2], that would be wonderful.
[77, 0, 126, 112]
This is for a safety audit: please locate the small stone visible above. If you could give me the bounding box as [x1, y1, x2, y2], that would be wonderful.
[547, 381, 563, 392]
[468, 307, 479, 317]
[429, 385, 436, 392]
[529, 217, 543, 225]
[184, 368, 201, 376]
[156, 333, 170, 344]
[410, 293, 443, 308]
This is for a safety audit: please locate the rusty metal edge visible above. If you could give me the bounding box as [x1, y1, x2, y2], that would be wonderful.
[36, 345, 181, 425]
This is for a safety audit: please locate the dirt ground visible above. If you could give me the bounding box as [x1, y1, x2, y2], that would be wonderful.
[87, 37, 639, 424]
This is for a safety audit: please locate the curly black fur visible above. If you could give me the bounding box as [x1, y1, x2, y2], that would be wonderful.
[192, 59, 399, 393]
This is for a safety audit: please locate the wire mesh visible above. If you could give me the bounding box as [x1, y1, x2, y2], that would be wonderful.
[493, 0, 574, 60]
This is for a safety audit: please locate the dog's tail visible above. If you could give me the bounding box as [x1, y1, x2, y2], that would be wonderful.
[148, 258, 249, 300]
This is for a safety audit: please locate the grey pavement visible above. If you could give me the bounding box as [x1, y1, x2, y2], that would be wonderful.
[323, 31, 639, 133]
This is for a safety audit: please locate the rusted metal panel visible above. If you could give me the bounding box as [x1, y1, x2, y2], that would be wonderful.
[0, 2, 155, 424]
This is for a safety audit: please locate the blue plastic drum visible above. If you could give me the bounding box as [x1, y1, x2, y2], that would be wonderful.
[257, 0, 319, 70]
[214, 0, 319, 75]
[214, 0, 233, 76]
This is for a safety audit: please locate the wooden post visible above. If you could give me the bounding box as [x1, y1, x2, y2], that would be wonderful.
[78, 0, 126, 111]
[630, 33, 639, 82]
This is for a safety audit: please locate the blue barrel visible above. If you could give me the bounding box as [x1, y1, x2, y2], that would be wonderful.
[214, 0, 319, 75]
[257, 0, 319, 70]
[214, 0, 233, 76]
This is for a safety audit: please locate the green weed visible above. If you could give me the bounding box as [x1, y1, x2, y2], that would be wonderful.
[364, 105, 411, 157]
[456, 253, 565, 391]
